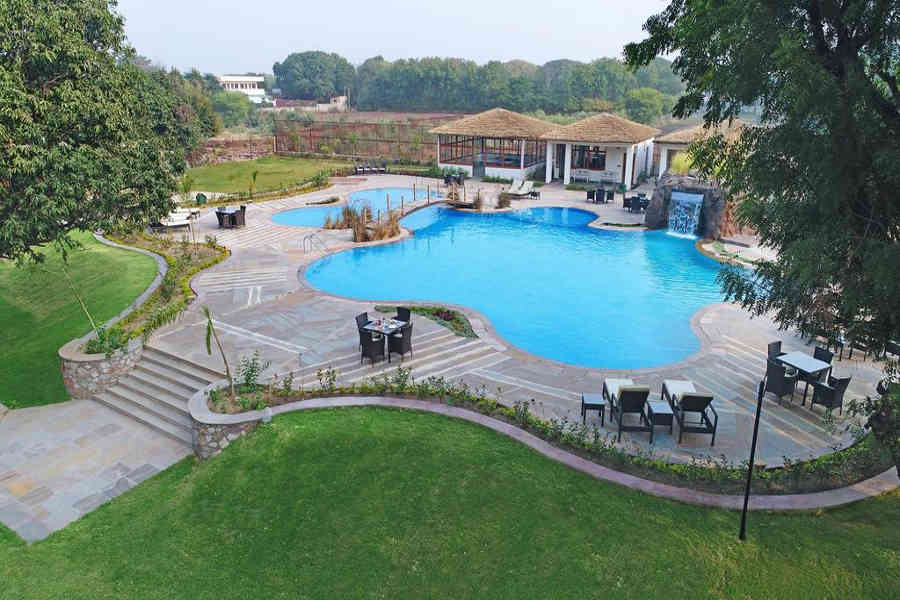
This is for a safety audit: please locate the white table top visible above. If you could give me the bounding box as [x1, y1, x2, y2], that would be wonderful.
[777, 351, 831, 374]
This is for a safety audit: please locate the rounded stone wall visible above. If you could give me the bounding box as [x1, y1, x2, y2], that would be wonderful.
[645, 174, 730, 238]
[59, 337, 143, 400]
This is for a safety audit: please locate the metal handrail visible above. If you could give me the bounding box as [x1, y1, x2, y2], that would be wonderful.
[301, 233, 328, 254]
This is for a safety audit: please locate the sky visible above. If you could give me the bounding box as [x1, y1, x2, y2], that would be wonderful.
[116, 0, 668, 74]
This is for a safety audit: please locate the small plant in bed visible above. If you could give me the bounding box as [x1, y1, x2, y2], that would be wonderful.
[374, 304, 477, 338]
[308, 196, 340, 205]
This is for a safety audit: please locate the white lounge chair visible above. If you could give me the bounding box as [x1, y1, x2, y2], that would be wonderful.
[509, 181, 534, 197]
[507, 179, 524, 194]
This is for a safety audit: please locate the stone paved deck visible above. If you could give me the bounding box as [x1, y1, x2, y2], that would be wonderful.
[0, 400, 189, 541]
[152, 175, 887, 467]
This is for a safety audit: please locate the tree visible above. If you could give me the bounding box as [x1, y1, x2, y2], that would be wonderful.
[203, 306, 233, 398]
[0, 0, 205, 262]
[212, 91, 253, 128]
[624, 87, 665, 123]
[626, 0, 900, 469]
[273, 51, 354, 101]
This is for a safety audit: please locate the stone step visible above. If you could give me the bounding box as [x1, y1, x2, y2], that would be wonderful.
[339, 339, 485, 383]
[296, 332, 464, 383]
[132, 364, 205, 399]
[94, 391, 192, 446]
[115, 375, 190, 415]
[295, 328, 454, 377]
[102, 384, 192, 428]
[142, 345, 225, 381]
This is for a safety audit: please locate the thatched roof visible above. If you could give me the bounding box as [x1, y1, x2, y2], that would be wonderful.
[541, 114, 659, 144]
[656, 120, 748, 145]
[429, 108, 555, 139]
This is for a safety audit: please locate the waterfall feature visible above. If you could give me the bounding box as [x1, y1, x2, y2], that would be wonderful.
[668, 191, 704, 237]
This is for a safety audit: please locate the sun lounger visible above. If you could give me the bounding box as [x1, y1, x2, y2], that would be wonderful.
[508, 181, 534, 197]
[507, 179, 524, 194]
[661, 379, 717, 445]
[603, 378, 652, 442]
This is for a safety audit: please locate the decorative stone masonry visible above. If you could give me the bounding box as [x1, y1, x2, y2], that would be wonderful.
[192, 420, 259, 460]
[59, 337, 143, 400]
[645, 174, 732, 238]
[56, 234, 167, 401]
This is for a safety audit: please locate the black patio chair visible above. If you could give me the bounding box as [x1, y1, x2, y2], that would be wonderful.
[586, 189, 595, 202]
[444, 174, 453, 186]
[799, 346, 833, 387]
[810, 375, 852, 415]
[454, 174, 464, 186]
[610, 386, 652, 442]
[388, 322, 413, 361]
[765, 358, 798, 403]
[606, 190, 615, 203]
[360, 330, 385, 365]
[885, 340, 900, 360]
[233, 205, 246, 228]
[672, 392, 718, 445]
[623, 197, 632, 212]
[396, 307, 411, 323]
[356, 312, 372, 350]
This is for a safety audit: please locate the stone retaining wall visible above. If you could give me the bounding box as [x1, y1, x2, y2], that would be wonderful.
[59, 338, 143, 400]
[645, 174, 731, 238]
[192, 420, 259, 459]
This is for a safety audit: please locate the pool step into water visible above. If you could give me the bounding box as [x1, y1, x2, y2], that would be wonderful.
[92, 346, 224, 446]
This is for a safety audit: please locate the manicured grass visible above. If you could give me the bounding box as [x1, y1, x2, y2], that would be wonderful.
[186, 156, 351, 194]
[1, 408, 896, 599]
[0, 232, 157, 408]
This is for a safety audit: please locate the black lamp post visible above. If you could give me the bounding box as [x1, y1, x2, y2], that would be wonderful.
[739, 379, 766, 541]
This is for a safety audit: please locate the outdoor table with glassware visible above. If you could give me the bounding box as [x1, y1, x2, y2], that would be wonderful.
[363, 318, 408, 362]
[776, 350, 832, 403]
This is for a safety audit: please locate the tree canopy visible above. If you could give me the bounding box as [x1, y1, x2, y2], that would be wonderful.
[0, 0, 214, 261]
[273, 52, 682, 120]
[273, 51, 356, 101]
[626, 0, 900, 464]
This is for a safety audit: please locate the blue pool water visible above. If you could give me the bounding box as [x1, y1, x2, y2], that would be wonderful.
[306, 206, 727, 368]
[272, 187, 440, 227]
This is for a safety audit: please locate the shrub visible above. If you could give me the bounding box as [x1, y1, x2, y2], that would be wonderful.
[85, 326, 126, 357]
[497, 194, 512, 209]
[669, 152, 694, 175]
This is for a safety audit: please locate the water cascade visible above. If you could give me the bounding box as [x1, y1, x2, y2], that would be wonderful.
[668, 191, 704, 237]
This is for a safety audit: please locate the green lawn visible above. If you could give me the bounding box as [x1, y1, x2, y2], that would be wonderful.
[186, 156, 351, 194]
[2, 408, 896, 599]
[0, 232, 157, 408]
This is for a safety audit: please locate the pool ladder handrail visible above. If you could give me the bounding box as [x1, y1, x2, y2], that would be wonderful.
[301, 232, 329, 254]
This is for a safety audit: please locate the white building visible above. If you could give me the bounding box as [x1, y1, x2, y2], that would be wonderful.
[217, 75, 267, 104]
[540, 114, 659, 188]
[654, 120, 747, 179]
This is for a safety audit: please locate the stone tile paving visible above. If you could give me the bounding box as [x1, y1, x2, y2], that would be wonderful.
[0, 400, 189, 541]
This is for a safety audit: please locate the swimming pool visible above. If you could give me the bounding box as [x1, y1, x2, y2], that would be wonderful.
[305, 206, 727, 368]
[272, 187, 440, 228]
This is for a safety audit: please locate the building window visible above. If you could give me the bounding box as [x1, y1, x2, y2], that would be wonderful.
[572, 145, 606, 171]
[439, 135, 476, 165]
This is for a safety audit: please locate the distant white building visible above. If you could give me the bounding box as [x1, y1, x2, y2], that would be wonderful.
[217, 75, 267, 103]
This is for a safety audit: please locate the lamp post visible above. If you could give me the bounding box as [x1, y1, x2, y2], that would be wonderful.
[739, 379, 766, 541]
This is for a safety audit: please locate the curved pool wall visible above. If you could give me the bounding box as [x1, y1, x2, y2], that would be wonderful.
[306, 206, 727, 369]
[272, 187, 440, 228]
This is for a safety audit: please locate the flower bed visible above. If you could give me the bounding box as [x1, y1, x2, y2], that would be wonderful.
[374, 304, 476, 338]
[205, 367, 893, 495]
[100, 232, 229, 345]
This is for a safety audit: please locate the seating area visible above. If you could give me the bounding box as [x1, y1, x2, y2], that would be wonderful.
[353, 160, 388, 175]
[623, 193, 649, 213]
[150, 207, 201, 232]
[592, 377, 717, 445]
[355, 309, 413, 365]
[584, 185, 616, 204]
[766, 339, 852, 415]
[215, 205, 247, 229]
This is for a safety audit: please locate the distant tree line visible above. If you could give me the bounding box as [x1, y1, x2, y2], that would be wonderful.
[272, 51, 685, 123]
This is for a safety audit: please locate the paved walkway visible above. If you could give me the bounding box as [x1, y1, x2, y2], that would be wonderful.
[0, 400, 189, 541]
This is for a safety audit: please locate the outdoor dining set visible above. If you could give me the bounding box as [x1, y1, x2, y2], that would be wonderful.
[764, 341, 851, 413]
[215, 205, 246, 229]
[623, 193, 649, 213]
[356, 309, 414, 365]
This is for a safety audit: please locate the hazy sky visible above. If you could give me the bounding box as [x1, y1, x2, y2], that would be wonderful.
[116, 0, 667, 74]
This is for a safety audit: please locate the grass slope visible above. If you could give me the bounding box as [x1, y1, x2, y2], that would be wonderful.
[0, 232, 157, 408]
[1, 408, 896, 599]
[186, 156, 350, 194]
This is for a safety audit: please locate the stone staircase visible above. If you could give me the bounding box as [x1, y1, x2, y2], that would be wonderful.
[93, 346, 224, 446]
